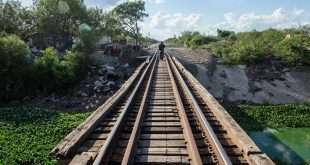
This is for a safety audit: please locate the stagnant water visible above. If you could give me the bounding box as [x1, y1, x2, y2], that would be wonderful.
[249, 128, 310, 164]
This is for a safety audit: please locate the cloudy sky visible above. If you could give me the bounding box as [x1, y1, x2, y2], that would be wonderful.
[20, 0, 310, 40]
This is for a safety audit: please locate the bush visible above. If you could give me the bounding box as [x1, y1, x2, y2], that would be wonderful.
[34, 47, 88, 93]
[206, 41, 234, 64]
[0, 37, 89, 102]
[274, 33, 310, 65]
[211, 28, 310, 65]
[168, 31, 219, 49]
[189, 35, 204, 49]
[227, 38, 269, 64]
[0, 35, 31, 101]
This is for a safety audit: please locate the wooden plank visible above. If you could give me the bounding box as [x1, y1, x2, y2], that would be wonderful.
[136, 147, 188, 156]
[248, 153, 275, 165]
[142, 122, 181, 127]
[145, 112, 179, 117]
[51, 59, 149, 157]
[142, 127, 183, 134]
[146, 105, 177, 110]
[149, 92, 174, 95]
[144, 116, 180, 122]
[88, 133, 108, 140]
[77, 146, 100, 153]
[148, 96, 175, 100]
[68, 152, 96, 165]
[145, 109, 177, 113]
[139, 134, 184, 140]
[201, 157, 217, 164]
[135, 155, 190, 164]
[83, 139, 105, 147]
[137, 140, 186, 147]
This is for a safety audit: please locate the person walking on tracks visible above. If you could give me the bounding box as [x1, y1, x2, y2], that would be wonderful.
[159, 42, 165, 60]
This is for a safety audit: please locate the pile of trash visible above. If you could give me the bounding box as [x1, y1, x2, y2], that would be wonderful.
[74, 63, 130, 110]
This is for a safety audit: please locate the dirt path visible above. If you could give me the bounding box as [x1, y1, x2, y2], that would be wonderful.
[168, 47, 310, 104]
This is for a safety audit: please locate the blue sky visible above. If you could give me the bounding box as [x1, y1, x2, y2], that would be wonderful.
[19, 0, 310, 40]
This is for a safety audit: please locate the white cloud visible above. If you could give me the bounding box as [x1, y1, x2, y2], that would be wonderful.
[141, 11, 202, 40]
[154, 0, 164, 4]
[146, 0, 165, 4]
[84, 0, 123, 11]
[293, 7, 304, 16]
[142, 7, 309, 40]
[212, 7, 309, 32]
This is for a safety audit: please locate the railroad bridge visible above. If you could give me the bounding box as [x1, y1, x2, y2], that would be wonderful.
[51, 51, 274, 165]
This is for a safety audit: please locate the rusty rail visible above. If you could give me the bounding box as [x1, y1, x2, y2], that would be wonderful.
[167, 54, 232, 165]
[121, 54, 158, 165]
[165, 54, 203, 165]
[92, 51, 157, 165]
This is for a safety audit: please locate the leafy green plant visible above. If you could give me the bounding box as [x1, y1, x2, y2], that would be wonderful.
[225, 104, 310, 131]
[274, 33, 310, 66]
[34, 47, 88, 93]
[0, 107, 91, 164]
[0, 34, 31, 101]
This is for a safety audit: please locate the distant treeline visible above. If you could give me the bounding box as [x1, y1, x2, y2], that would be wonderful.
[166, 27, 310, 66]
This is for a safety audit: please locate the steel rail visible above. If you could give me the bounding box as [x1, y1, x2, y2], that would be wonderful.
[92, 51, 158, 165]
[165, 54, 203, 165]
[167, 53, 233, 165]
[121, 54, 158, 165]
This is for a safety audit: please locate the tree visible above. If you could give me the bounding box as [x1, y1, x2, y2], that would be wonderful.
[112, 0, 148, 45]
[0, 0, 35, 37]
[87, 7, 105, 30]
[34, 0, 89, 49]
[217, 29, 235, 39]
[102, 12, 125, 41]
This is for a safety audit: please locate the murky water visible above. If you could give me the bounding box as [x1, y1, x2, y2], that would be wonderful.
[249, 128, 310, 164]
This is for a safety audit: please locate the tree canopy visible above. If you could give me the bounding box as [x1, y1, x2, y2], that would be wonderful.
[0, 0, 35, 37]
[112, 0, 148, 45]
[34, 0, 89, 49]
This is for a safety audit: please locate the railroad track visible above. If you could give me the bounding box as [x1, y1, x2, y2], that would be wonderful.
[51, 51, 274, 165]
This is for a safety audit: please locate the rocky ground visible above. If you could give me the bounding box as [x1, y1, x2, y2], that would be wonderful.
[168, 47, 310, 104]
[17, 49, 149, 113]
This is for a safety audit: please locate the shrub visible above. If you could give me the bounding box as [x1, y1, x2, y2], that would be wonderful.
[274, 33, 310, 65]
[0, 35, 31, 101]
[217, 29, 235, 39]
[189, 35, 204, 49]
[34, 47, 87, 93]
[227, 39, 268, 64]
[0, 40, 89, 102]
[207, 42, 228, 58]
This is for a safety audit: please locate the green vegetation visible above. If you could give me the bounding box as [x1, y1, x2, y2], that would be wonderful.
[0, 107, 91, 164]
[166, 27, 310, 66]
[33, 47, 89, 93]
[0, 34, 88, 102]
[111, 0, 148, 45]
[166, 31, 218, 49]
[225, 104, 310, 131]
[0, 35, 32, 102]
[0, 0, 152, 103]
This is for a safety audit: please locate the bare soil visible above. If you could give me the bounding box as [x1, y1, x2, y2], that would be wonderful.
[168, 47, 310, 104]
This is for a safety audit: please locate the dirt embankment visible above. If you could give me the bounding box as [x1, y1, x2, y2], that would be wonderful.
[168, 47, 310, 104]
